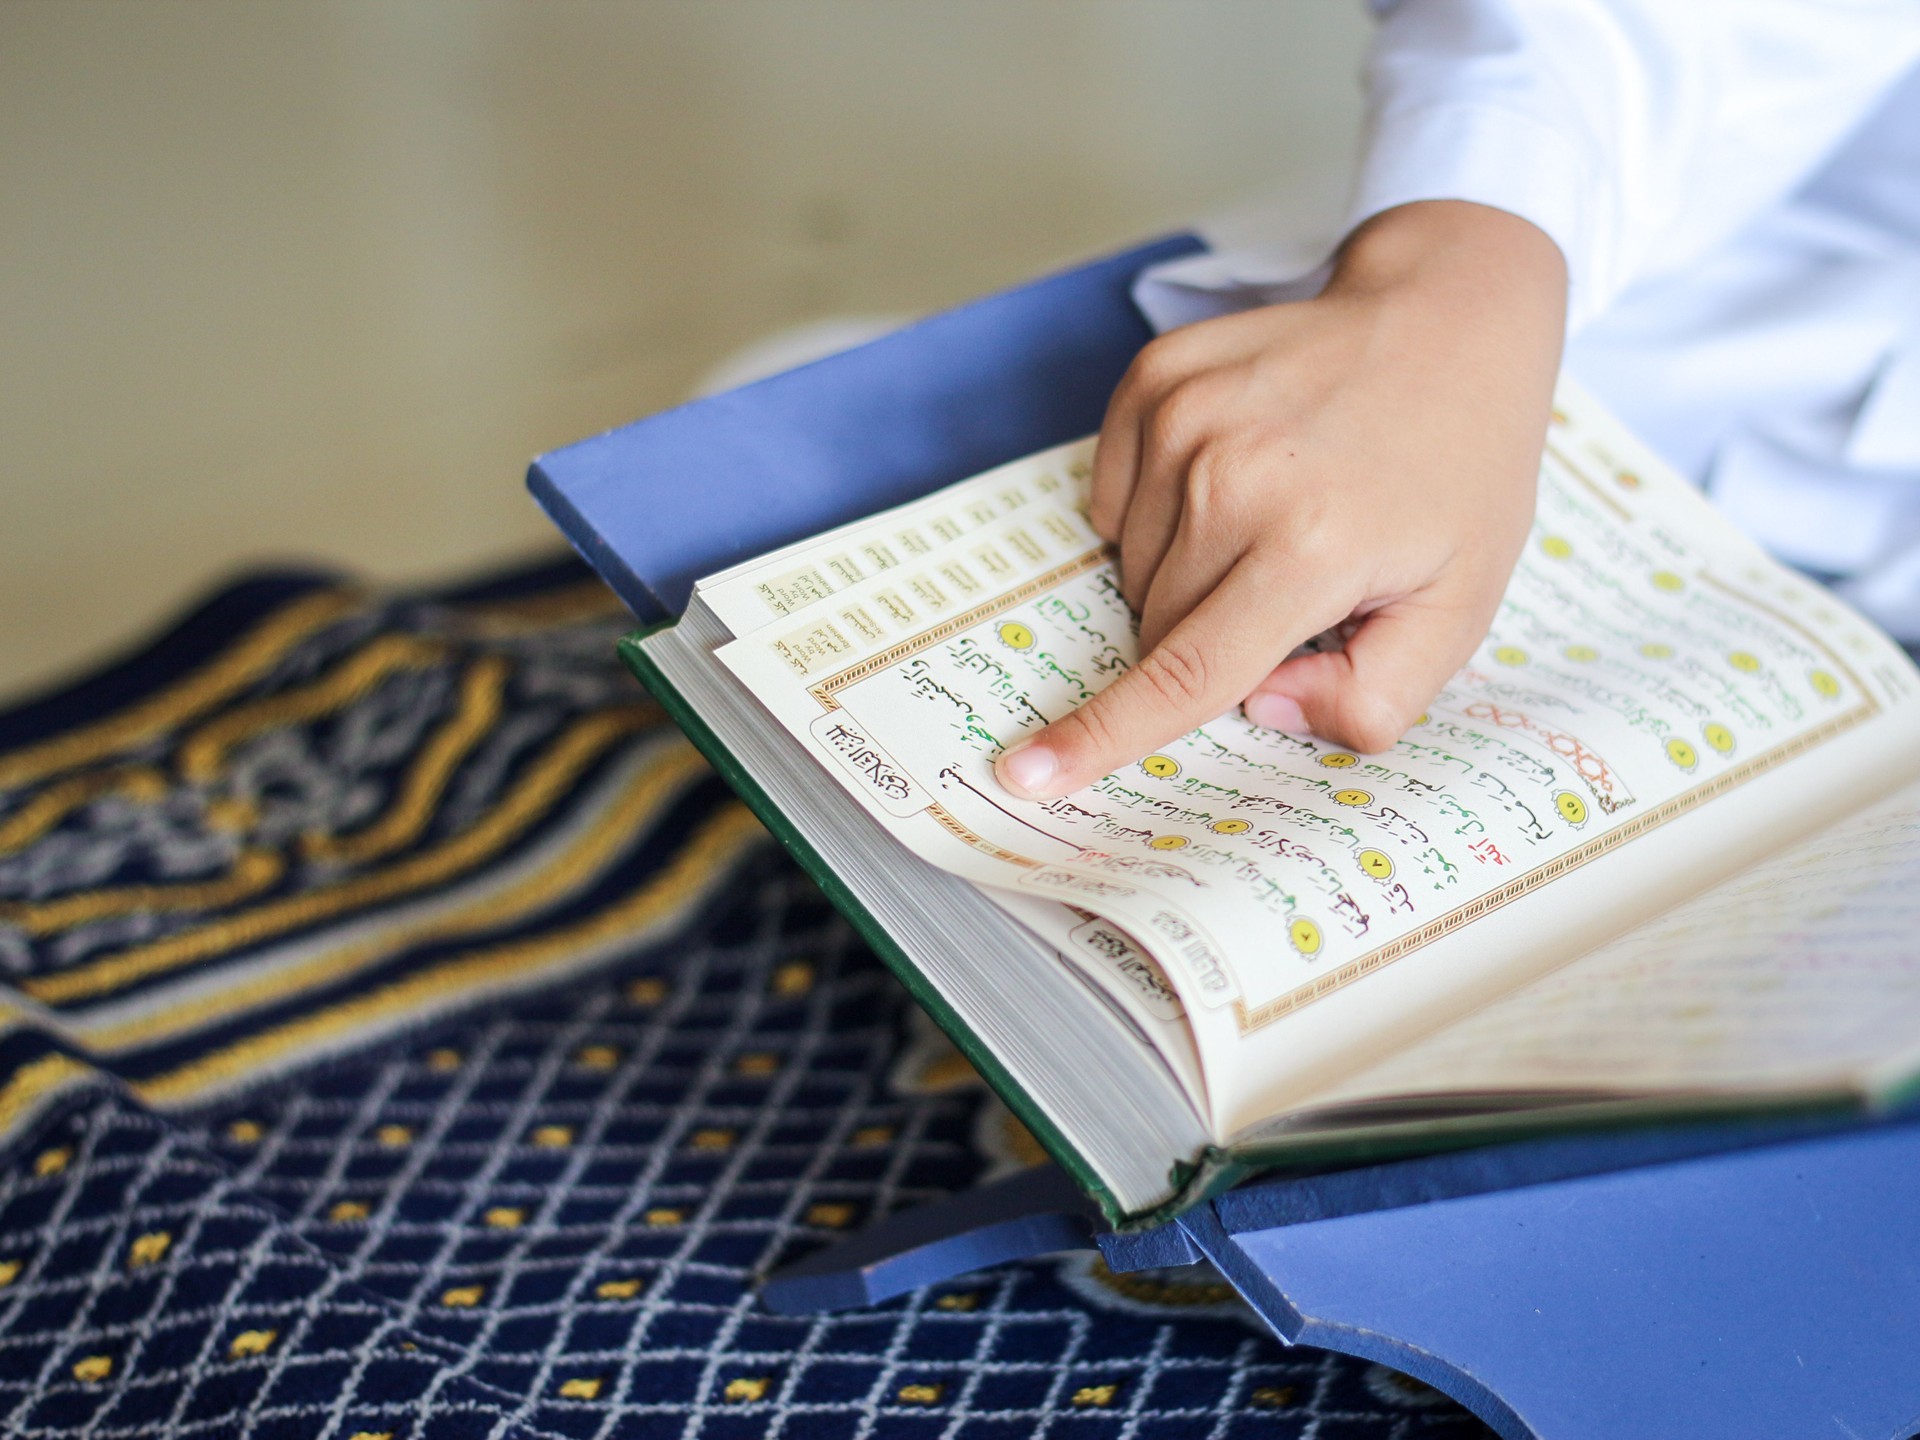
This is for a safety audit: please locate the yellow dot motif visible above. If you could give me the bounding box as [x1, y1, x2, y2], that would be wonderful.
[1317, 752, 1358, 769]
[348, 1433, 395, 1440]
[1727, 651, 1761, 674]
[1289, 918, 1323, 957]
[1562, 644, 1598, 663]
[1072, 1385, 1120, 1408]
[483, 1207, 526, 1229]
[226, 1119, 264, 1144]
[1539, 535, 1573, 559]
[574, 1045, 620, 1071]
[996, 621, 1035, 651]
[897, 1384, 944, 1405]
[643, 1208, 683, 1228]
[690, 1128, 737, 1152]
[1332, 789, 1372, 808]
[558, 1377, 604, 1400]
[1209, 818, 1251, 835]
[374, 1124, 412, 1148]
[626, 976, 669, 1005]
[1651, 571, 1685, 592]
[724, 1377, 771, 1403]
[35, 1148, 70, 1176]
[1148, 834, 1189, 851]
[0, 1259, 19, 1288]
[128, 1232, 172, 1268]
[529, 1125, 573, 1149]
[1702, 722, 1735, 755]
[1140, 754, 1179, 778]
[806, 1202, 857, 1229]
[1640, 642, 1674, 660]
[440, 1286, 485, 1308]
[1250, 1385, 1296, 1408]
[733, 1052, 779, 1076]
[1666, 737, 1698, 771]
[935, 1292, 979, 1311]
[770, 963, 813, 997]
[851, 1125, 895, 1147]
[1554, 792, 1588, 827]
[1492, 646, 1528, 667]
[1810, 669, 1842, 699]
[596, 1278, 644, 1300]
[228, 1329, 277, 1358]
[426, 1048, 462, 1072]
[72, 1355, 113, 1383]
[1356, 849, 1394, 880]
[328, 1201, 370, 1223]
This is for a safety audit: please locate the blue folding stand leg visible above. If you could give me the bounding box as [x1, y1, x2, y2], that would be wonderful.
[767, 1115, 1920, 1440]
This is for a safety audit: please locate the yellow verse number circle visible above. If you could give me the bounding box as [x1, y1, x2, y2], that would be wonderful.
[1317, 752, 1359, 769]
[996, 621, 1035, 651]
[1210, 818, 1251, 836]
[1665, 737, 1698, 770]
[1148, 834, 1189, 851]
[1332, 789, 1373, 808]
[1702, 722, 1735, 755]
[1289, 918, 1323, 957]
[1554, 791, 1588, 826]
[1140, 754, 1179, 779]
[1356, 848, 1394, 880]
[1810, 669, 1841, 699]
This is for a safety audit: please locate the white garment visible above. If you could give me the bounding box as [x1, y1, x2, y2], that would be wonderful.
[1137, 0, 1920, 637]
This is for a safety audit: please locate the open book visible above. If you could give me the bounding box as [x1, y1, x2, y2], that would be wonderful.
[620, 380, 1920, 1226]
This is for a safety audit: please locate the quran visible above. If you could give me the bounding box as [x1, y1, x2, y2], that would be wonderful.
[611, 380, 1920, 1227]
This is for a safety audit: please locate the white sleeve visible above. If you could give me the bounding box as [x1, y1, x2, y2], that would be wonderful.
[1352, 0, 1920, 327]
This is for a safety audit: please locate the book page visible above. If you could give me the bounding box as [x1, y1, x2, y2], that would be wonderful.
[715, 382, 1920, 1134]
[1313, 775, 1920, 1104]
[695, 446, 1092, 640]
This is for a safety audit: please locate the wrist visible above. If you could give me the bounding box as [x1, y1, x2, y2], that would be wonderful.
[1327, 200, 1568, 317]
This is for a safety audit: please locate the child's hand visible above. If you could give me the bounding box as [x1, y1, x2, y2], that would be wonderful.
[994, 200, 1566, 801]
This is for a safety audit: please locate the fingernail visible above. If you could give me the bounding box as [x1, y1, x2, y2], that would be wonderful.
[996, 741, 1059, 798]
[1244, 693, 1306, 732]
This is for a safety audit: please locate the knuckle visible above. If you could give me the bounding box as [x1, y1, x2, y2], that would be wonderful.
[1330, 689, 1407, 755]
[1126, 333, 1191, 394]
[1055, 700, 1122, 769]
[1181, 443, 1250, 531]
[1134, 634, 1211, 712]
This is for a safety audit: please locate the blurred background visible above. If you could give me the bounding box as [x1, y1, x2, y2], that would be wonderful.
[0, 1, 1368, 699]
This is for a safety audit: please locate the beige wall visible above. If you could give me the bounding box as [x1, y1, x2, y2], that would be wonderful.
[0, 1, 1368, 698]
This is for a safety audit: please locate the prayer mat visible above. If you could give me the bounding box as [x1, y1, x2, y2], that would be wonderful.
[0, 558, 1493, 1438]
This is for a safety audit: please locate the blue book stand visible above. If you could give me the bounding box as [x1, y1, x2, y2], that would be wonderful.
[529, 237, 1920, 1440]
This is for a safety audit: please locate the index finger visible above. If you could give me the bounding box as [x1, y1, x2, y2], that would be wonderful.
[993, 556, 1346, 800]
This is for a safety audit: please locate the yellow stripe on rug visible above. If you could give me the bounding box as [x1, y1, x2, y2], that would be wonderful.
[78, 742, 712, 1052]
[134, 802, 764, 1106]
[25, 705, 660, 1006]
[300, 655, 509, 865]
[0, 850, 286, 937]
[176, 633, 445, 783]
[0, 589, 362, 792]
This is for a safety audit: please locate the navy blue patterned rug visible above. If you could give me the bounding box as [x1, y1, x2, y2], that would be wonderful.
[0, 559, 1492, 1438]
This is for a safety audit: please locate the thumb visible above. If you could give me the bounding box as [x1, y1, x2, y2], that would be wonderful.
[993, 558, 1346, 800]
[1243, 589, 1491, 754]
